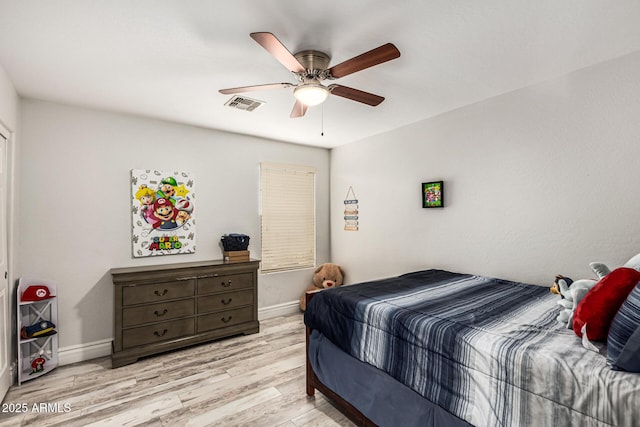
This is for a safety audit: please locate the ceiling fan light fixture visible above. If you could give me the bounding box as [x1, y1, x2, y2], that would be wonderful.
[293, 82, 329, 106]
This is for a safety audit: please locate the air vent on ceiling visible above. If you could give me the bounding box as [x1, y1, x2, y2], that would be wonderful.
[224, 95, 265, 112]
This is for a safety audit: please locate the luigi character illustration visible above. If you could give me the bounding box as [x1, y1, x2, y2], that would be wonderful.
[157, 176, 178, 205]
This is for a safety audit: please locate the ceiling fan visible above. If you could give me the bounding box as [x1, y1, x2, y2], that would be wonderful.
[219, 32, 401, 118]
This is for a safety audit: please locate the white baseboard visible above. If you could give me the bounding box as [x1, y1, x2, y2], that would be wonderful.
[59, 339, 113, 366]
[258, 300, 301, 320]
[57, 302, 301, 366]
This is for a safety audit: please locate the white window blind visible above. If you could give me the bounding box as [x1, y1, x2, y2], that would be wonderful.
[260, 162, 316, 273]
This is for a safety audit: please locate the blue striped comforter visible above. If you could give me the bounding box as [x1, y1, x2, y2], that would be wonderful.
[304, 269, 640, 427]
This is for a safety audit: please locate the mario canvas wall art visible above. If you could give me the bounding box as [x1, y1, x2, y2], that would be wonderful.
[131, 169, 196, 257]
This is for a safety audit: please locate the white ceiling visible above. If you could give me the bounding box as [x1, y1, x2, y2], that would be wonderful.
[1, 1, 640, 149]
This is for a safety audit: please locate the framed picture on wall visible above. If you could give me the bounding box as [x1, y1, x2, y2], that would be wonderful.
[422, 181, 444, 208]
[131, 169, 196, 257]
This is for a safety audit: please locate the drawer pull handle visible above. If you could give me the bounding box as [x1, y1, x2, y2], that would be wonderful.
[154, 329, 168, 337]
[221, 316, 233, 323]
[154, 289, 168, 297]
[154, 309, 168, 317]
[221, 280, 232, 288]
[221, 298, 233, 305]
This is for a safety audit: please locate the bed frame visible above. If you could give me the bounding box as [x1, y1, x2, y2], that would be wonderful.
[304, 290, 377, 427]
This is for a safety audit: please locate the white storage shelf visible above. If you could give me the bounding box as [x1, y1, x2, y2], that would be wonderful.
[17, 277, 59, 385]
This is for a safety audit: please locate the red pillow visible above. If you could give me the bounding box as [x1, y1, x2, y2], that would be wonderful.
[573, 267, 640, 341]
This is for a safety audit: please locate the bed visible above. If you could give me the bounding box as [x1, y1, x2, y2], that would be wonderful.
[303, 269, 640, 427]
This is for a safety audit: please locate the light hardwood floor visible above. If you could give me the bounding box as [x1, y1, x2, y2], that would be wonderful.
[0, 314, 356, 427]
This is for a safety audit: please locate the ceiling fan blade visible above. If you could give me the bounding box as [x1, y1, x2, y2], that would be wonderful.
[250, 32, 306, 73]
[219, 83, 294, 95]
[329, 84, 385, 106]
[328, 43, 400, 79]
[290, 100, 307, 118]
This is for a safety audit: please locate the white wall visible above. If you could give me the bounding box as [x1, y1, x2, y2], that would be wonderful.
[0, 64, 18, 131]
[18, 100, 330, 354]
[331, 51, 640, 287]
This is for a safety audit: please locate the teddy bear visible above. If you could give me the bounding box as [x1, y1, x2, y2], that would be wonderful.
[299, 263, 345, 311]
[552, 275, 597, 328]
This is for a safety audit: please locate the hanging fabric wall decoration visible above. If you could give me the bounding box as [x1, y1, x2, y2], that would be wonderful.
[344, 186, 359, 231]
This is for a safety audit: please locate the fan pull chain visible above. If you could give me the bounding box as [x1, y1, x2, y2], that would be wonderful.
[321, 104, 324, 136]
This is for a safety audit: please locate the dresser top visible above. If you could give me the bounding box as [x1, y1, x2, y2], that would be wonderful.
[111, 258, 260, 276]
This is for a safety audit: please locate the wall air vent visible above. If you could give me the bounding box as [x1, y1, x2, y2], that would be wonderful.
[224, 95, 265, 112]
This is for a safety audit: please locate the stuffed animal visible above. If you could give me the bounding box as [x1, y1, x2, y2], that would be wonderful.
[553, 276, 597, 328]
[590, 252, 640, 279]
[550, 275, 573, 298]
[299, 263, 345, 311]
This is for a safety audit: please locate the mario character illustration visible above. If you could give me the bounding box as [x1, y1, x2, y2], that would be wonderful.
[151, 198, 179, 230]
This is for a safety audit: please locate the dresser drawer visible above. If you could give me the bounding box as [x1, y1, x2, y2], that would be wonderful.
[123, 299, 195, 327]
[197, 306, 254, 333]
[122, 318, 195, 349]
[123, 280, 195, 306]
[197, 289, 253, 314]
[197, 273, 253, 294]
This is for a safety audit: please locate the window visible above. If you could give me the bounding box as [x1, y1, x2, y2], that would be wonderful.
[260, 163, 316, 273]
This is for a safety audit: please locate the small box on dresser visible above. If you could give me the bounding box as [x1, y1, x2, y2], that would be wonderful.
[111, 259, 259, 368]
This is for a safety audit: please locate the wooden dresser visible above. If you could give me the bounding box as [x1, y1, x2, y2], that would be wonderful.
[111, 259, 260, 368]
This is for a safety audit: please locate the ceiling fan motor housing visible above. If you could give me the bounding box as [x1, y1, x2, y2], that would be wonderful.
[294, 50, 331, 80]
